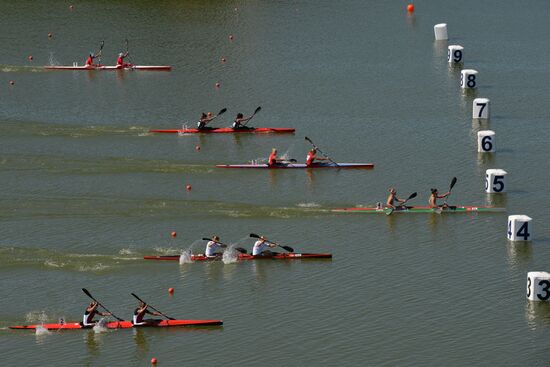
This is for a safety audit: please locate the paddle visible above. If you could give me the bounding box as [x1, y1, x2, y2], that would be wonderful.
[241, 106, 262, 127]
[386, 192, 417, 216]
[202, 108, 227, 128]
[131, 293, 175, 320]
[249, 233, 294, 252]
[201, 237, 247, 254]
[98, 40, 104, 66]
[125, 38, 134, 65]
[82, 288, 124, 321]
[304, 136, 339, 166]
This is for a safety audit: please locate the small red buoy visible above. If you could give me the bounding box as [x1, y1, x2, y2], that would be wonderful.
[151, 357, 157, 365]
[171, 231, 177, 238]
[168, 287, 174, 295]
[28, 55, 33, 61]
[9, 80, 15, 86]
[195, 145, 201, 151]
[229, 35, 234, 41]
[407, 4, 414, 13]
[215, 82, 220, 88]
[221, 57, 226, 63]
[48, 32, 53, 39]
[186, 184, 192, 191]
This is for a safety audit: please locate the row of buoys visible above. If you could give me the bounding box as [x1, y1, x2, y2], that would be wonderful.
[436, 23, 538, 302]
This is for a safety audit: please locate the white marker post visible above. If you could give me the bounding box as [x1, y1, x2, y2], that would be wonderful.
[485, 169, 507, 193]
[473, 98, 490, 119]
[460, 69, 478, 89]
[527, 272, 550, 302]
[434, 23, 448, 41]
[507, 215, 532, 241]
[478, 130, 495, 153]
[447, 45, 463, 64]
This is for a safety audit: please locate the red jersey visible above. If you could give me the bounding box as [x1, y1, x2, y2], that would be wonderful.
[117, 56, 124, 66]
[306, 152, 315, 166]
[86, 56, 94, 66]
[268, 152, 277, 166]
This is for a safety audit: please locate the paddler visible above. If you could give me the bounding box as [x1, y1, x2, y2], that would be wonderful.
[85, 52, 100, 67]
[268, 148, 286, 167]
[428, 188, 450, 208]
[232, 113, 253, 130]
[82, 301, 111, 327]
[386, 188, 406, 209]
[197, 112, 215, 130]
[252, 235, 277, 256]
[116, 51, 131, 68]
[306, 148, 329, 167]
[132, 301, 162, 326]
[205, 235, 227, 257]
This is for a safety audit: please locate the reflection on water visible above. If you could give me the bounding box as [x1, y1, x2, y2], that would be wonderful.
[476, 152, 495, 167]
[506, 241, 532, 269]
[525, 301, 550, 330]
[486, 193, 507, 207]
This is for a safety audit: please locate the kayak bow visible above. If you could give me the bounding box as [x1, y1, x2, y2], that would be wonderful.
[149, 127, 295, 134]
[10, 319, 222, 330]
[332, 205, 505, 213]
[216, 163, 374, 169]
[144, 253, 332, 261]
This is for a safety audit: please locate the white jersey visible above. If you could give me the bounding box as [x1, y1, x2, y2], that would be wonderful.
[205, 241, 222, 257]
[82, 311, 95, 326]
[252, 240, 270, 256]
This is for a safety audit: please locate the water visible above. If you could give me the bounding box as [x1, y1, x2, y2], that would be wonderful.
[2, 1, 550, 366]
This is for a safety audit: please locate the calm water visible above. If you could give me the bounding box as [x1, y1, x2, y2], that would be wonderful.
[1, 1, 550, 366]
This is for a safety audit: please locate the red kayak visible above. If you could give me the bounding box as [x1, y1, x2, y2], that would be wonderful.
[216, 162, 374, 169]
[44, 65, 171, 71]
[149, 127, 295, 134]
[10, 319, 222, 330]
[144, 253, 332, 261]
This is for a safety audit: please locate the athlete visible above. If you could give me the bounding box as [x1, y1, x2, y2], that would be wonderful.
[386, 188, 406, 209]
[428, 188, 450, 208]
[132, 301, 162, 326]
[116, 52, 131, 68]
[232, 113, 253, 130]
[82, 301, 111, 327]
[268, 148, 286, 167]
[305, 148, 329, 167]
[197, 112, 215, 130]
[252, 235, 277, 256]
[85, 52, 100, 67]
[205, 235, 227, 257]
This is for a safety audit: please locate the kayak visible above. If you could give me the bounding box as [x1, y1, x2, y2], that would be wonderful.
[216, 163, 374, 169]
[149, 127, 295, 134]
[10, 319, 222, 330]
[44, 65, 171, 71]
[144, 253, 332, 261]
[332, 205, 506, 213]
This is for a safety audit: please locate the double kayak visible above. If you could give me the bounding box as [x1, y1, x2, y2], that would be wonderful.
[149, 127, 295, 134]
[10, 319, 222, 330]
[332, 205, 506, 213]
[216, 163, 374, 169]
[44, 65, 171, 71]
[144, 253, 332, 261]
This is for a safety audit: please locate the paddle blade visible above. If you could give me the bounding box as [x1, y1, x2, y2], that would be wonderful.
[281, 245, 294, 252]
[202, 238, 211, 241]
[235, 247, 247, 254]
[218, 108, 227, 115]
[408, 192, 417, 200]
[249, 233, 260, 239]
[131, 293, 143, 303]
[82, 288, 93, 299]
[449, 177, 457, 191]
[253, 106, 261, 115]
[305, 136, 312, 144]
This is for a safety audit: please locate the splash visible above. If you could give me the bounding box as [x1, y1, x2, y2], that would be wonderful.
[93, 318, 108, 333]
[35, 325, 51, 335]
[179, 248, 193, 264]
[26, 310, 49, 324]
[297, 202, 321, 208]
[222, 247, 239, 264]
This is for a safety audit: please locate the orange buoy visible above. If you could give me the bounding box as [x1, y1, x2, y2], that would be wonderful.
[48, 32, 53, 39]
[229, 35, 234, 41]
[151, 357, 157, 365]
[195, 145, 201, 151]
[28, 55, 33, 61]
[168, 287, 174, 294]
[221, 57, 226, 63]
[215, 82, 220, 88]
[171, 231, 177, 238]
[9, 80, 15, 85]
[185, 184, 192, 191]
[407, 4, 414, 13]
